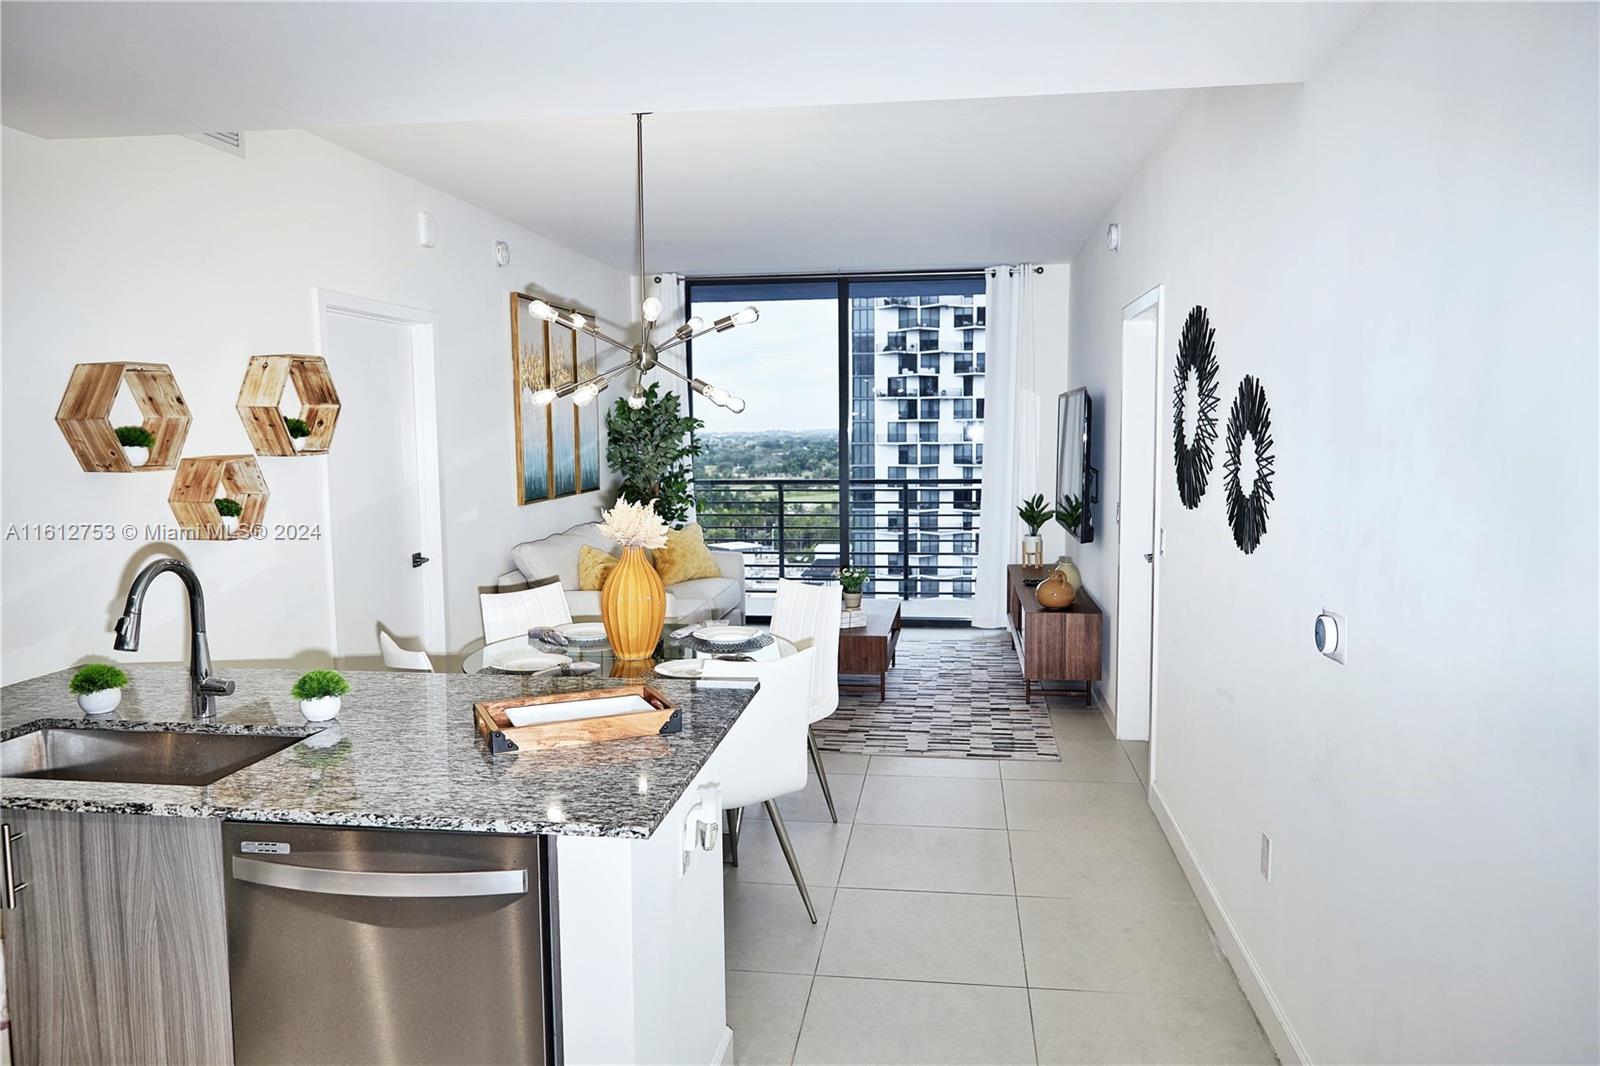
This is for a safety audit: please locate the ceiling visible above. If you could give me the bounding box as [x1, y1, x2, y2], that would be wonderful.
[319, 92, 1195, 274]
[1, 1, 1373, 273]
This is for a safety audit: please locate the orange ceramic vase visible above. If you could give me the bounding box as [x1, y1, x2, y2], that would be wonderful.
[600, 546, 666, 659]
[1034, 570, 1077, 610]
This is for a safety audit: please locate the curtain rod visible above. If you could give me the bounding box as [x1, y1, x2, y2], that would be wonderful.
[675, 266, 1043, 284]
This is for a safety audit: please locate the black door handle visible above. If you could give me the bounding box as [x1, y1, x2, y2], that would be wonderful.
[412, 552, 429, 568]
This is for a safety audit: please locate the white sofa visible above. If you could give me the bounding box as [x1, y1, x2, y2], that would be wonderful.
[496, 521, 746, 625]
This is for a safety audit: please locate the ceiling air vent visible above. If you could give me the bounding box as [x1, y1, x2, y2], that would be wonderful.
[186, 132, 246, 158]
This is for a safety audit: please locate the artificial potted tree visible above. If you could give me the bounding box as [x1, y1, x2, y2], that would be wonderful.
[214, 496, 243, 538]
[292, 669, 349, 722]
[283, 416, 312, 452]
[70, 663, 127, 715]
[838, 567, 869, 610]
[115, 425, 154, 468]
[605, 383, 702, 527]
[1017, 493, 1053, 566]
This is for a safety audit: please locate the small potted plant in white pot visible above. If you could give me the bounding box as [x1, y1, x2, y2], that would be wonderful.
[1017, 493, 1053, 567]
[115, 425, 154, 468]
[292, 670, 349, 722]
[70, 663, 128, 715]
[837, 566, 869, 610]
[283, 415, 312, 452]
[214, 496, 243, 538]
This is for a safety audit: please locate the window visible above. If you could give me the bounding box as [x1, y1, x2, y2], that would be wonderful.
[686, 274, 986, 619]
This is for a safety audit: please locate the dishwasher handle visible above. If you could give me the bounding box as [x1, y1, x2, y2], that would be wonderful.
[232, 856, 527, 899]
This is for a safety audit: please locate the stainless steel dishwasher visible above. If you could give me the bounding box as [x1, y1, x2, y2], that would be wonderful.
[223, 822, 554, 1066]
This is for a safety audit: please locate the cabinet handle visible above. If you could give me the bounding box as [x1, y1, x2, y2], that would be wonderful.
[3, 823, 29, 909]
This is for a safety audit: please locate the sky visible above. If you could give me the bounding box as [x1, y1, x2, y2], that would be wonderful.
[688, 299, 838, 433]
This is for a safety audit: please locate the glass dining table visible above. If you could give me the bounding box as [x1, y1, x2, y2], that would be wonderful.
[461, 623, 797, 678]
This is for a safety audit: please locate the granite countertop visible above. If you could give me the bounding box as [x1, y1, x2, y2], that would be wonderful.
[0, 666, 756, 839]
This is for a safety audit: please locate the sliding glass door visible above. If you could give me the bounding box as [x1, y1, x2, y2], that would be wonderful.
[688, 274, 986, 620]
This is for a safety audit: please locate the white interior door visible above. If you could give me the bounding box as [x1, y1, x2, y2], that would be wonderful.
[1114, 288, 1161, 742]
[319, 299, 443, 661]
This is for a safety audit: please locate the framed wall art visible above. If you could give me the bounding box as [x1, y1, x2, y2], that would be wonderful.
[511, 292, 601, 505]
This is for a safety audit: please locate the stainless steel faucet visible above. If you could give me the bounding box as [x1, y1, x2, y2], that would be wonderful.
[113, 559, 235, 718]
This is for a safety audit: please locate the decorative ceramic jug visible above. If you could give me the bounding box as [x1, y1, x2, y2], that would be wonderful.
[1053, 557, 1083, 597]
[601, 546, 667, 659]
[1034, 570, 1076, 610]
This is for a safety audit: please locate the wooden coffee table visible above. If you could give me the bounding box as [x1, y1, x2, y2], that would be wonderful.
[838, 598, 902, 702]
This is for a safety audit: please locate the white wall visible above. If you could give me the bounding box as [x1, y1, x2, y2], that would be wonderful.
[1067, 4, 1598, 1062]
[1, 128, 630, 682]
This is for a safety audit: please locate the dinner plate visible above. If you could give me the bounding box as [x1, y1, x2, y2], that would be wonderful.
[553, 622, 610, 646]
[482, 650, 571, 673]
[652, 659, 704, 679]
[696, 626, 761, 646]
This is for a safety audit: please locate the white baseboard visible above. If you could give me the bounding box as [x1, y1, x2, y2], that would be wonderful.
[1092, 682, 1117, 735]
[1148, 782, 1310, 1066]
[711, 1025, 733, 1065]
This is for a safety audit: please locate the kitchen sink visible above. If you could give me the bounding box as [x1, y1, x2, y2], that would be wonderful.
[1, 727, 302, 786]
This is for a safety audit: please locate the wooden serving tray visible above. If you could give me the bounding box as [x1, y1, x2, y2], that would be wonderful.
[474, 684, 681, 756]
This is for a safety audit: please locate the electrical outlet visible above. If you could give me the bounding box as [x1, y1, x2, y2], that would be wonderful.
[1259, 833, 1272, 882]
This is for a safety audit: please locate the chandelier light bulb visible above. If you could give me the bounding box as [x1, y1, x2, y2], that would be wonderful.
[627, 386, 647, 410]
[721, 393, 747, 414]
[703, 385, 728, 407]
[530, 387, 558, 406]
[686, 316, 705, 332]
[641, 296, 663, 324]
[568, 312, 588, 330]
[571, 382, 600, 407]
[529, 299, 556, 320]
[734, 306, 760, 326]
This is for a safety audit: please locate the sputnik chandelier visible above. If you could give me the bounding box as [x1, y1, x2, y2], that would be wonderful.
[526, 113, 756, 414]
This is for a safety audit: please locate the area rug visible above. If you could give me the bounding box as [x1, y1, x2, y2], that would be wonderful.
[811, 632, 1060, 761]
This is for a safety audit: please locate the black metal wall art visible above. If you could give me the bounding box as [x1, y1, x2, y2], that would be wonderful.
[1173, 305, 1220, 509]
[1223, 375, 1275, 554]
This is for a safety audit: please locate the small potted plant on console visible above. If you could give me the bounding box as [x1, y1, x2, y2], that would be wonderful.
[70, 663, 128, 715]
[1017, 493, 1053, 566]
[292, 669, 349, 722]
[283, 415, 312, 452]
[214, 496, 243, 538]
[114, 425, 155, 468]
[837, 567, 869, 610]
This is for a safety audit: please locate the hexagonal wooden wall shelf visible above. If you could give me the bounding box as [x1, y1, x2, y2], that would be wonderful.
[237, 354, 340, 456]
[55, 362, 191, 472]
[168, 455, 269, 540]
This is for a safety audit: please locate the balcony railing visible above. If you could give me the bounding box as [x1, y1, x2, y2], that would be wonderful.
[695, 478, 982, 605]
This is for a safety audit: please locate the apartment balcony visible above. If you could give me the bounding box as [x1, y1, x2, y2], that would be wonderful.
[695, 478, 982, 615]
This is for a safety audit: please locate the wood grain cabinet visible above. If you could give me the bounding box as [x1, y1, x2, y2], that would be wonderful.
[0, 808, 234, 1066]
[1005, 564, 1104, 703]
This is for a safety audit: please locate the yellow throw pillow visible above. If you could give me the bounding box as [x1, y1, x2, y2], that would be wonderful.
[653, 523, 722, 585]
[578, 544, 620, 591]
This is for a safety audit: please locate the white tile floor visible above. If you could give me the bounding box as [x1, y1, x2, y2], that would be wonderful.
[723, 696, 1277, 1065]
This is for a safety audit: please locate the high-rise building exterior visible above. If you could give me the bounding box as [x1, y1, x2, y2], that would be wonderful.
[848, 292, 986, 606]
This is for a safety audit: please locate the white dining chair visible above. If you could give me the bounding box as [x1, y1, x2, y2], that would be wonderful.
[700, 647, 819, 922]
[768, 579, 844, 822]
[479, 583, 573, 644]
[378, 630, 434, 672]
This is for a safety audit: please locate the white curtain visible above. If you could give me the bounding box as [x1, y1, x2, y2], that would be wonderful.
[972, 265, 1043, 629]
